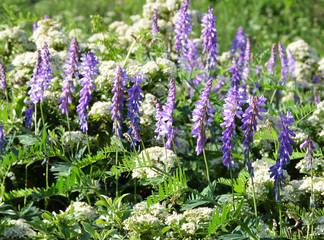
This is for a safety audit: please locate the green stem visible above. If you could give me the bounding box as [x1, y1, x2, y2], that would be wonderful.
[250, 174, 258, 218]
[270, 89, 277, 104]
[202, 148, 210, 183]
[34, 104, 37, 134]
[278, 186, 283, 239]
[115, 151, 119, 197]
[40, 103, 49, 208]
[24, 165, 28, 206]
[86, 130, 91, 155]
[230, 166, 235, 211]
[66, 112, 73, 158]
[134, 178, 137, 204]
[122, 37, 138, 68]
[172, 139, 181, 173]
[310, 163, 314, 240]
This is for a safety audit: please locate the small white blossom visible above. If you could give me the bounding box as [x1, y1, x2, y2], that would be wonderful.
[3, 219, 36, 239]
[89, 101, 112, 118]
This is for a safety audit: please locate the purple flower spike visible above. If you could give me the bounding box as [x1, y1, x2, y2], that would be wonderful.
[33, 21, 38, 32]
[267, 43, 276, 75]
[201, 5, 217, 71]
[0, 62, 6, 89]
[58, 38, 81, 115]
[287, 49, 295, 80]
[161, 78, 177, 149]
[129, 121, 141, 143]
[255, 65, 262, 79]
[242, 38, 250, 81]
[76, 52, 99, 133]
[153, 96, 164, 136]
[187, 39, 198, 71]
[152, 9, 160, 41]
[0, 124, 5, 152]
[228, 58, 243, 89]
[230, 26, 246, 65]
[37, 42, 53, 103]
[269, 112, 295, 202]
[191, 78, 215, 155]
[174, 0, 192, 68]
[127, 73, 145, 144]
[300, 136, 315, 172]
[25, 104, 34, 129]
[241, 95, 267, 175]
[278, 42, 289, 85]
[28, 50, 42, 104]
[110, 66, 129, 138]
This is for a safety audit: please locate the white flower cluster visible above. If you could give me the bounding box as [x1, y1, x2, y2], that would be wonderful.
[141, 61, 160, 78]
[66, 201, 98, 221]
[246, 159, 290, 201]
[50, 49, 68, 75]
[318, 58, 324, 73]
[296, 156, 324, 175]
[95, 60, 117, 90]
[87, 32, 110, 52]
[89, 101, 112, 118]
[287, 39, 319, 85]
[12, 51, 37, 68]
[63, 131, 91, 146]
[30, 19, 69, 50]
[2, 219, 36, 239]
[124, 201, 170, 236]
[299, 176, 324, 195]
[280, 180, 305, 203]
[156, 57, 177, 79]
[0, 26, 28, 44]
[314, 216, 324, 237]
[132, 146, 176, 178]
[307, 100, 324, 131]
[139, 93, 156, 127]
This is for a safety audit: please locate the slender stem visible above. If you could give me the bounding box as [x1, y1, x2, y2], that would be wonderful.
[278, 186, 283, 239]
[24, 165, 28, 206]
[115, 151, 119, 197]
[122, 37, 138, 68]
[202, 148, 210, 183]
[310, 163, 314, 240]
[34, 104, 37, 134]
[162, 137, 168, 173]
[134, 178, 137, 204]
[270, 89, 277, 104]
[85, 130, 91, 155]
[172, 139, 181, 172]
[250, 175, 258, 218]
[66, 112, 73, 157]
[230, 166, 235, 210]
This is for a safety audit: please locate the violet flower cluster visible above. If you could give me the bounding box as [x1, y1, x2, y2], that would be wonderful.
[278, 42, 289, 85]
[230, 26, 246, 65]
[201, 6, 217, 71]
[127, 73, 145, 144]
[267, 43, 277, 75]
[76, 52, 99, 133]
[187, 39, 198, 71]
[128, 121, 141, 143]
[0, 62, 5, 89]
[269, 112, 295, 202]
[241, 95, 267, 174]
[300, 136, 315, 172]
[151, 9, 159, 40]
[111, 66, 129, 139]
[221, 58, 245, 170]
[153, 96, 164, 136]
[191, 78, 215, 155]
[242, 38, 250, 81]
[33, 21, 37, 32]
[58, 38, 81, 115]
[174, 0, 192, 68]
[0, 124, 5, 152]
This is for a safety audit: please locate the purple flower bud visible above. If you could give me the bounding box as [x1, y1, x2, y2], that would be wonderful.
[33, 21, 38, 32]
[191, 78, 214, 155]
[58, 38, 81, 115]
[201, 6, 217, 71]
[254, 65, 262, 79]
[267, 43, 277, 75]
[44, 15, 49, 19]
[0, 124, 5, 152]
[230, 26, 246, 65]
[187, 39, 198, 71]
[128, 121, 141, 143]
[269, 112, 295, 202]
[174, 0, 192, 68]
[110, 66, 129, 138]
[153, 96, 164, 136]
[28, 50, 42, 104]
[241, 95, 267, 174]
[0, 62, 6, 89]
[25, 104, 34, 129]
[127, 73, 145, 144]
[242, 38, 250, 81]
[76, 52, 99, 132]
[278, 42, 289, 85]
[152, 9, 160, 41]
[300, 136, 315, 172]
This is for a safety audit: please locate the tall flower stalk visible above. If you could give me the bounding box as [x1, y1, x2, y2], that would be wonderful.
[230, 26, 246, 65]
[191, 78, 214, 182]
[127, 73, 145, 145]
[76, 51, 99, 153]
[0, 62, 6, 90]
[0, 123, 5, 152]
[278, 42, 289, 85]
[201, 5, 217, 72]
[151, 9, 159, 41]
[111, 66, 129, 139]
[267, 43, 277, 75]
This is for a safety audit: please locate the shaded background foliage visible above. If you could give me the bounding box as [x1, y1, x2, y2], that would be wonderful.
[1, 0, 324, 56]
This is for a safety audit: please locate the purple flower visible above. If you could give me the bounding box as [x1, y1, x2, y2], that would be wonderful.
[128, 121, 141, 143]
[28, 50, 42, 104]
[254, 65, 262, 79]
[25, 104, 34, 129]
[287, 49, 295, 80]
[37, 42, 53, 103]
[221, 59, 245, 169]
[0, 124, 5, 152]
[76, 52, 99, 132]
[174, 0, 192, 68]
[161, 78, 177, 149]
[58, 38, 81, 115]
[241, 95, 267, 174]
[278, 42, 289, 85]
[187, 39, 198, 71]
[191, 78, 214, 155]
[153, 96, 164, 136]
[44, 15, 49, 19]
[0, 62, 5, 90]
[127, 73, 145, 144]
[33, 21, 38, 32]
[230, 26, 246, 65]
[267, 43, 276, 75]
[201, 6, 217, 71]
[269, 112, 295, 202]
[152, 9, 160, 40]
[242, 38, 250, 81]
[300, 136, 315, 172]
[214, 75, 225, 94]
[110, 66, 129, 138]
